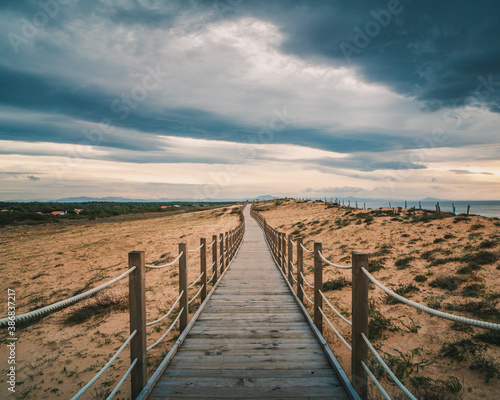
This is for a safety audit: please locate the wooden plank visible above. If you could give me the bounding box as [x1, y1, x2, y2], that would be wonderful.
[147, 205, 352, 400]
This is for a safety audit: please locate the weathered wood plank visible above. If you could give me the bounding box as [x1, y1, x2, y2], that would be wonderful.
[147, 205, 351, 400]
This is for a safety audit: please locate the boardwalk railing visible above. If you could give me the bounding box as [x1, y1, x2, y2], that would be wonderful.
[0, 205, 246, 400]
[250, 204, 500, 400]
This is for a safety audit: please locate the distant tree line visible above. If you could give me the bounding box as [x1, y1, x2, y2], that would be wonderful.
[0, 201, 233, 227]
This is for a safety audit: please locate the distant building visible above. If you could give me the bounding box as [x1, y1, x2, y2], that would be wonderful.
[173, 205, 181, 208]
[160, 205, 169, 209]
[74, 209, 83, 214]
[50, 211, 67, 216]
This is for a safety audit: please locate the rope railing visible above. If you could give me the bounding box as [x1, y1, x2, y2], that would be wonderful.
[71, 330, 137, 400]
[0, 267, 136, 327]
[300, 243, 314, 253]
[300, 271, 315, 289]
[147, 309, 183, 352]
[207, 270, 217, 284]
[146, 291, 184, 327]
[187, 243, 204, 253]
[207, 239, 216, 248]
[188, 285, 205, 305]
[188, 271, 205, 289]
[318, 307, 352, 352]
[362, 267, 500, 331]
[319, 290, 352, 327]
[361, 333, 417, 400]
[318, 251, 352, 269]
[146, 252, 183, 269]
[361, 361, 391, 400]
[105, 358, 138, 400]
[207, 261, 215, 273]
[300, 284, 314, 305]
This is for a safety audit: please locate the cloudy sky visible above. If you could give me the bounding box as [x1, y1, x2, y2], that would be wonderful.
[1, 0, 499, 201]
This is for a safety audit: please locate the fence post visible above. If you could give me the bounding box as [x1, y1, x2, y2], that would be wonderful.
[352, 252, 369, 400]
[225, 231, 229, 268]
[179, 243, 188, 332]
[212, 234, 218, 284]
[220, 233, 225, 274]
[287, 234, 293, 286]
[297, 237, 304, 303]
[200, 238, 207, 302]
[313, 242, 323, 333]
[281, 233, 287, 274]
[129, 251, 146, 399]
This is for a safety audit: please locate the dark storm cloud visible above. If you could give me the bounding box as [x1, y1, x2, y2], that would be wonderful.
[222, 0, 500, 113]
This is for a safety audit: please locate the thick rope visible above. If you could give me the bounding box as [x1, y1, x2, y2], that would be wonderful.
[361, 361, 391, 400]
[207, 239, 216, 248]
[300, 243, 314, 253]
[300, 284, 314, 305]
[146, 291, 184, 327]
[300, 271, 315, 289]
[71, 330, 137, 400]
[207, 270, 216, 284]
[188, 272, 205, 289]
[290, 261, 297, 272]
[318, 307, 352, 352]
[362, 267, 500, 330]
[290, 239, 296, 246]
[0, 267, 136, 327]
[188, 285, 205, 305]
[188, 244, 204, 253]
[146, 252, 183, 269]
[319, 290, 352, 326]
[147, 309, 183, 352]
[105, 358, 138, 400]
[207, 261, 215, 273]
[318, 251, 352, 269]
[361, 333, 417, 400]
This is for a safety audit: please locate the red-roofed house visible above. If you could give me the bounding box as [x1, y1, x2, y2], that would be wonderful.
[74, 209, 83, 214]
[51, 211, 67, 216]
[160, 205, 169, 209]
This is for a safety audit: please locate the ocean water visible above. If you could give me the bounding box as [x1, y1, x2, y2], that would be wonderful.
[335, 200, 500, 219]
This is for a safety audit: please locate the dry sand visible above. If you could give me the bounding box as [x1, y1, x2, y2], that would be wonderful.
[0, 205, 242, 399]
[256, 199, 499, 400]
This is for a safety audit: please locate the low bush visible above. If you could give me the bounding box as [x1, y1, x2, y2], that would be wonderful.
[429, 276, 461, 291]
[322, 276, 351, 291]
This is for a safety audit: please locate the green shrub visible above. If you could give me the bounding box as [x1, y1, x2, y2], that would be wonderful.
[473, 331, 500, 346]
[414, 274, 428, 282]
[367, 258, 385, 273]
[440, 339, 484, 361]
[469, 356, 500, 383]
[385, 283, 419, 304]
[479, 240, 497, 249]
[395, 256, 415, 270]
[322, 276, 351, 291]
[461, 283, 485, 297]
[429, 276, 461, 291]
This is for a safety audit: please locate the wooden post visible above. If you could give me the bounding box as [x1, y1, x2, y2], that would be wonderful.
[297, 237, 304, 303]
[212, 234, 218, 284]
[200, 238, 207, 302]
[419, 201, 421, 209]
[219, 233, 225, 273]
[129, 251, 147, 399]
[287, 234, 293, 287]
[225, 231, 229, 267]
[281, 233, 287, 274]
[352, 252, 369, 400]
[467, 205, 470, 215]
[314, 242, 323, 333]
[179, 243, 188, 332]
[452, 203, 456, 215]
[405, 201, 407, 209]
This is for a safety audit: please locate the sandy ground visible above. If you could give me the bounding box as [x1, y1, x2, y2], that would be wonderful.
[0, 205, 242, 399]
[256, 199, 499, 400]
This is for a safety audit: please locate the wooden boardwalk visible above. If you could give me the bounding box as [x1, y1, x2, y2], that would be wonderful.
[148, 206, 352, 399]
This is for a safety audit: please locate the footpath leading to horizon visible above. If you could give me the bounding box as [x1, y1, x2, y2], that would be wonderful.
[148, 205, 352, 399]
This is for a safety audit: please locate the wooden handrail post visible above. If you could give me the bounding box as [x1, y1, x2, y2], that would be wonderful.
[297, 237, 304, 303]
[281, 233, 286, 274]
[179, 243, 188, 332]
[129, 251, 146, 399]
[212, 234, 218, 284]
[287, 234, 293, 286]
[225, 231, 229, 268]
[352, 252, 369, 400]
[219, 233, 225, 274]
[313, 242, 323, 333]
[200, 238, 207, 302]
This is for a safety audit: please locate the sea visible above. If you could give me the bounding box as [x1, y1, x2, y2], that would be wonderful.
[333, 200, 500, 219]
